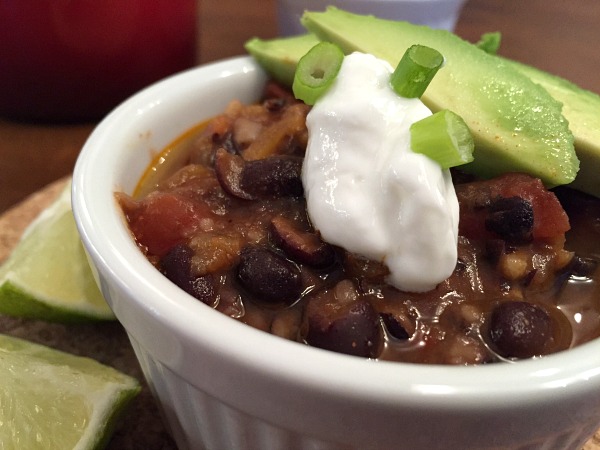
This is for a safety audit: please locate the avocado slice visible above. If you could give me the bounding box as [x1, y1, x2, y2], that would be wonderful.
[245, 34, 318, 88]
[246, 9, 579, 189]
[503, 59, 600, 197]
[300, 8, 578, 188]
[475, 33, 600, 197]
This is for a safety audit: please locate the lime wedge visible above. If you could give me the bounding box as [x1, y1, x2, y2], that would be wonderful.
[0, 333, 140, 449]
[0, 181, 115, 322]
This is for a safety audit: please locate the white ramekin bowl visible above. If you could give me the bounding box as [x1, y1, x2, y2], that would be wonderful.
[72, 56, 600, 450]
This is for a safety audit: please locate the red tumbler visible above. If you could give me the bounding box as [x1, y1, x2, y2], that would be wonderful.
[0, 0, 198, 122]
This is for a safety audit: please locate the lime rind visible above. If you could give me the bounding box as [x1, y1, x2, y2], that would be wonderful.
[0, 333, 140, 450]
[0, 280, 110, 323]
[0, 181, 115, 322]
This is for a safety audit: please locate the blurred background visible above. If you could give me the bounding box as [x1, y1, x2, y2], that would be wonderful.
[0, 0, 197, 122]
[201, 0, 599, 93]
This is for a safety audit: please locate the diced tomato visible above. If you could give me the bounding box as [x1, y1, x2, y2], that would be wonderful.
[492, 173, 570, 239]
[457, 173, 570, 241]
[123, 191, 213, 256]
[457, 209, 487, 241]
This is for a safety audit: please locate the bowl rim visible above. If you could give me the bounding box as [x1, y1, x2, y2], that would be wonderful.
[72, 55, 600, 411]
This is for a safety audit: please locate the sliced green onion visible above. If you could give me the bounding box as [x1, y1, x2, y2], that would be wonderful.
[476, 31, 502, 55]
[292, 42, 344, 105]
[390, 45, 444, 98]
[410, 110, 474, 169]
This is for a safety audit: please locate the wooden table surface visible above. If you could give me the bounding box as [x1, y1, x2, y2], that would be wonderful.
[1, 0, 599, 214]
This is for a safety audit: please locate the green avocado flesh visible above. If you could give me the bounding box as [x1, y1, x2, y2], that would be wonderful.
[503, 59, 600, 197]
[246, 34, 317, 88]
[245, 7, 583, 191]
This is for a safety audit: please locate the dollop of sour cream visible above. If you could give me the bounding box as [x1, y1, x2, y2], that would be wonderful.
[302, 52, 459, 293]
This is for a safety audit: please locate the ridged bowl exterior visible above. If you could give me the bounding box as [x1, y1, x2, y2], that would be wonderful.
[127, 332, 600, 450]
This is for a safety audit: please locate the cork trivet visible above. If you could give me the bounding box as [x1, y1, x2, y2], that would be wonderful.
[2, 180, 600, 450]
[0, 178, 176, 450]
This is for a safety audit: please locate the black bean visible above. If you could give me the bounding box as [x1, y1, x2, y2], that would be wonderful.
[485, 196, 534, 243]
[160, 244, 192, 285]
[160, 244, 217, 306]
[241, 155, 303, 198]
[380, 313, 410, 340]
[568, 255, 598, 278]
[237, 246, 303, 303]
[188, 276, 217, 306]
[270, 216, 336, 268]
[487, 301, 552, 359]
[305, 298, 382, 358]
[214, 149, 303, 200]
[214, 148, 255, 200]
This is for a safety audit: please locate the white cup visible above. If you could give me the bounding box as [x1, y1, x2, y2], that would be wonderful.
[277, 0, 467, 36]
